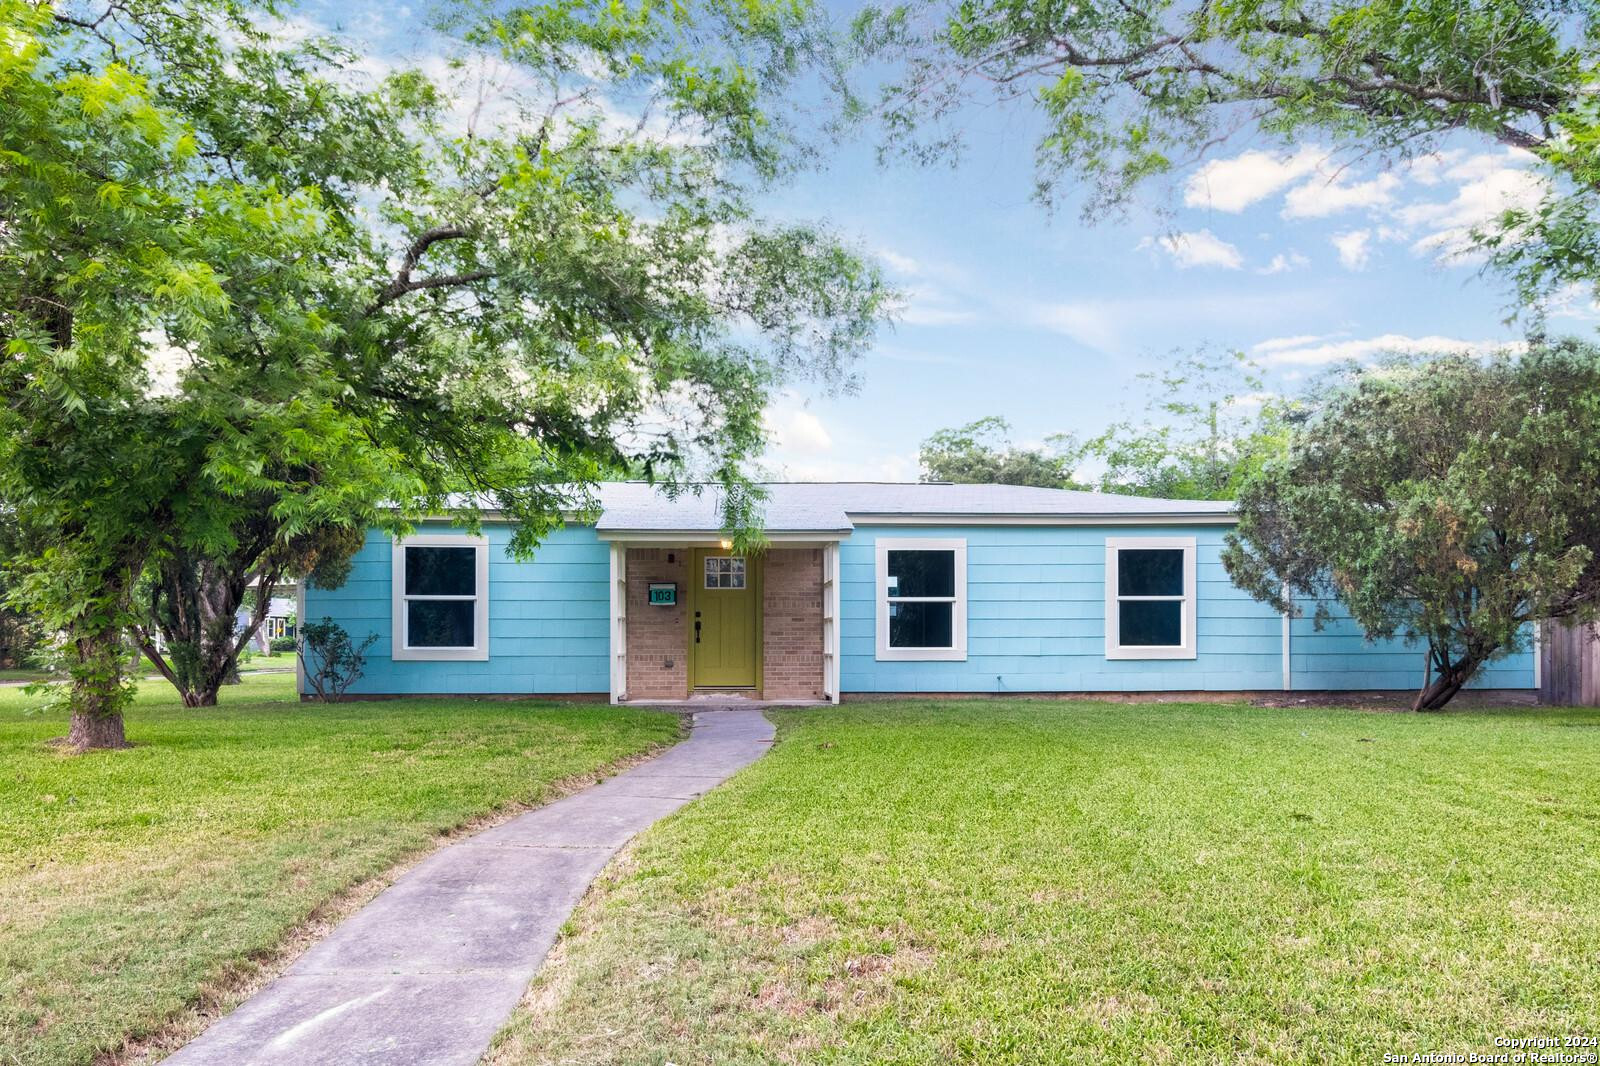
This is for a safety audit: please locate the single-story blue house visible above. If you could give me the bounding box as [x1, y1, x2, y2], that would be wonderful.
[299, 482, 1536, 702]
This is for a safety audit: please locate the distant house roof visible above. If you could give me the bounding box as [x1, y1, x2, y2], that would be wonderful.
[592, 482, 1234, 534]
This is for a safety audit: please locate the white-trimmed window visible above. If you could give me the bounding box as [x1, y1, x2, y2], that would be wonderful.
[875, 538, 967, 661]
[1105, 536, 1197, 660]
[703, 556, 746, 589]
[391, 535, 489, 661]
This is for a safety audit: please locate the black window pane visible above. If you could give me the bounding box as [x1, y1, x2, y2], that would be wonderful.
[408, 600, 475, 648]
[1118, 549, 1184, 597]
[406, 546, 477, 596]
[889, 601, 954, 648]
[1119, 600, 1182, 646]
[887, 550, 955, 598]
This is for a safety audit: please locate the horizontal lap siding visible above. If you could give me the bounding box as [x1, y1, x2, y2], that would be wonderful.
[304, 518, 1537, 697]
[840, 524, 1280, 693]
[1290, 599, 1534, 691]
[302, 524, 609, 695]
[839, 524, 1534, 694]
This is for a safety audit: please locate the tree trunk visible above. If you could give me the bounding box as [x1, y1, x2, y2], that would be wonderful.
[64, 629, 130, 750]
[1412, 650, 1489, 711]
[67, 707, 128, 749]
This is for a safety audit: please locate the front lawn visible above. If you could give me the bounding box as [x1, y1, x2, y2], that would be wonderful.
[490, 699, 1600, 1065]
[0, 673, 679, 1066]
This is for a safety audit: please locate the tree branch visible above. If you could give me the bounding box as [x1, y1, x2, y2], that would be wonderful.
[366, 224, 496, 312]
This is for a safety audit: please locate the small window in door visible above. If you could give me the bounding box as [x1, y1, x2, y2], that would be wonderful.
[704, 556, 746, 589]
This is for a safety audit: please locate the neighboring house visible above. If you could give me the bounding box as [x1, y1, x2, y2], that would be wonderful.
[236, 586, 297, 653]
[300, 482, 1536, 702]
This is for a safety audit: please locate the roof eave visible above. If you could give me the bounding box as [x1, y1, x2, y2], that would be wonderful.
[845, 511, 1236, 526]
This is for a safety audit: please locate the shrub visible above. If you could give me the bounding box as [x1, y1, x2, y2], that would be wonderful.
[297, 618, 377, 702]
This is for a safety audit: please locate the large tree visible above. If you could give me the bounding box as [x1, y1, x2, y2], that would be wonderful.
[919, 416, 1083, 486]
[851, 0, 1600, 302]
[1222, 342, 1600, 710]
[0, 0, 889, 747]
[919, 350, 1287, 498]
[1089, 351, 1290, 500]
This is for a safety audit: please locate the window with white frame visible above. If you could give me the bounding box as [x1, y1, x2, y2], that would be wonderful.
[1104, 537, 1197, 660]
[703, 556, 746, 589]
[391, 535, 489, 661]
[875, 538, 967, 661]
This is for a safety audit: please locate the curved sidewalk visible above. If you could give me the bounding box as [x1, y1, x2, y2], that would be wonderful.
[166, 708, 774, 1066]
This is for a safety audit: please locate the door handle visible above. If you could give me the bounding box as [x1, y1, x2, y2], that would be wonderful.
[694, 619, 702, 643]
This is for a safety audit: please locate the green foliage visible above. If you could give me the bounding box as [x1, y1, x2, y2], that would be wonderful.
[1223, 341, 1600, 708]
[918, 351, 1286, 499]
[0, 671, 677, 1065]
[0, 0, 890, 739]
[297, 618, 378, 703]
[851, 0, 1600, 303]
[494, 699, 1600, 1062]
[918, 416, 1082, 487]
[268, 635, 296, 654]
[1088, 350, 1291, 501]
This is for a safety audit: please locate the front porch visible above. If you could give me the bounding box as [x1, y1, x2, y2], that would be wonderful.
[605, 538, 841, 704]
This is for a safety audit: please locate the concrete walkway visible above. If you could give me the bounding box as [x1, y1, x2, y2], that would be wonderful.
[166, 708, 774, 1066]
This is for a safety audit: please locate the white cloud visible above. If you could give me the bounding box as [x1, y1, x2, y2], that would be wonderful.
[1331, 229, 1373, 271]
[1184, 146, 1328, 212]
[1406, 150, 1466, 186]
[1250, 332, 1520, 367]
[876, 248, 924, 276]
[1224, 390, 1278, 412]
[1282, 172, 1401, 219]
[1541, 283, 1600, 321]
[872, 346, 971, 367]
[1257, 251, 1310, 275]
[1179, 144, 1548, 271]
[1394, 153, 1545, 262]
[1252, 333, 1329, 354]
[899, 302, 979, 327]
[141, 329, 189, 398]
[888, 252, 981, 326]
[763, 451, 920, 483]
[1141, 228, 1244, 270]
[762, 395, 833, 456]
[1026, 301, 1123, 352]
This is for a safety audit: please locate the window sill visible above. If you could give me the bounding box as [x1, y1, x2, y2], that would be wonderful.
[1104, 645, 1197, 661]
[392, 646, 489, 662]
[875, 647, 968, 662]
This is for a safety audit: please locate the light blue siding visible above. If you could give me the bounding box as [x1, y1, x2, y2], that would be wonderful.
[1289, 596, 1534, 691]
[301, 523, 610, 695]
[306, 518, 1535, 696]
[838, 524, 1534, 694]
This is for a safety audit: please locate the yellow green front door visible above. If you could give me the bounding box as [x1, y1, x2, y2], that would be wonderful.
[691, 549, 758, 689]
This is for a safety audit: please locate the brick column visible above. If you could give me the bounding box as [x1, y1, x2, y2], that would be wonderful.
[624, 548, 689, 699]
[762, 548, 824, 700]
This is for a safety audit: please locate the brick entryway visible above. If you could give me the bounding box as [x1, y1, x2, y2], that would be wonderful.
[621, 546, 826, 701]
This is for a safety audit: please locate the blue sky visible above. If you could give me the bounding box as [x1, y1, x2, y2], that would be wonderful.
[300, 0, 1583, 482]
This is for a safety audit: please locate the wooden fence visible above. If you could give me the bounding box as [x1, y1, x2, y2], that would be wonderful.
[1539, 620, 1600, 705]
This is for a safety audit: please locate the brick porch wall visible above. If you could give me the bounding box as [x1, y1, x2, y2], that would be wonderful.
[762, 548, 825, 700]
[625, 548, 688, 699]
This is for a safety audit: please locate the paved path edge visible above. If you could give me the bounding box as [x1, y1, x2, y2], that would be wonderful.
[164, 707, 774, 1066]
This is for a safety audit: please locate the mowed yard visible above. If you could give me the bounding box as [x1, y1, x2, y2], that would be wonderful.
[0, 673, 680, 1066]
[491, 699, 1600, 1066]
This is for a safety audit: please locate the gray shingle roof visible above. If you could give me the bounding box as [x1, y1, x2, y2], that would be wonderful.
[593, 482, 1234, 532]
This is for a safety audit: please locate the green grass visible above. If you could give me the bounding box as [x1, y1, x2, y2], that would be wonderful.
[237, 650, 294, 670]
[0, 673, 679, 1065]
[490, 700, 1600, 1065]
[0, 668, 48, 683]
